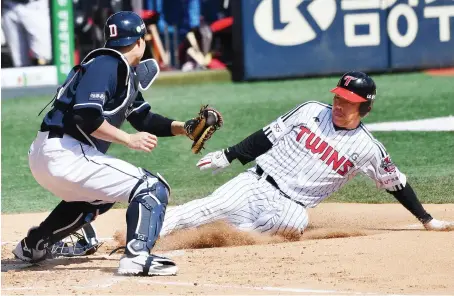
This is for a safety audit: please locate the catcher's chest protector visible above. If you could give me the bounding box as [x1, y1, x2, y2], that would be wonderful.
[79, 48, 140, 153]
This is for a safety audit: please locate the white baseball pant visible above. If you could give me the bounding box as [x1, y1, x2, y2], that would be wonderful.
[28, 131, 151, 204]
[160, 169, 309, 236]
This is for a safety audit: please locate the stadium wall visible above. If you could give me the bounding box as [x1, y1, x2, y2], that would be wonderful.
[232, 0, 454, 81]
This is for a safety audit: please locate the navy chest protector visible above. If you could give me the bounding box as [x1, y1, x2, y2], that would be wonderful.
[41, 48, 160, 153]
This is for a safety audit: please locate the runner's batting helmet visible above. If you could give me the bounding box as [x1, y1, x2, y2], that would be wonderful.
[330, 71, 377, 117]
[104, 11, 146, 48]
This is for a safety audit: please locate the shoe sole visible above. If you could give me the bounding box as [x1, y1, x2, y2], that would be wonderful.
[118, 266, 178, 276]
[12, 249, 31, 263]
[12, 249, 47, 264]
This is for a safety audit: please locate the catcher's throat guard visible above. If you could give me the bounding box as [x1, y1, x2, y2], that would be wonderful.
[135, 59, 160, 91]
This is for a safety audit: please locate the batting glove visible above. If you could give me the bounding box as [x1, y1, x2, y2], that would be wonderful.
[196, 150, 230, 174]
[423, 218, 454, 231]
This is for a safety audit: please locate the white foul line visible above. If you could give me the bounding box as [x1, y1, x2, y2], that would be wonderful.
[365, 116, 454, 132]
[3, 276, 452, 296]
[139, 279, 352, 294]
[137, 279, 454, 295]
[1, 237, 114, 246]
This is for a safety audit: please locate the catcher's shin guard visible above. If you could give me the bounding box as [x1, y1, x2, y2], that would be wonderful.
[126, 176, 169, 255]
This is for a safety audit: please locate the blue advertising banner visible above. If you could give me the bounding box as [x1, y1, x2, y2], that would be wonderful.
[389, 0, 454, 69]
[232, 0, 454, 81]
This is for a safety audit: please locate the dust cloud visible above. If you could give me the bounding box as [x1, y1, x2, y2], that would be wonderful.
[113, 221, 367, 251]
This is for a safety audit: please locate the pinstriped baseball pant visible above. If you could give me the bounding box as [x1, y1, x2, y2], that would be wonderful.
[160, 169, 309, 236]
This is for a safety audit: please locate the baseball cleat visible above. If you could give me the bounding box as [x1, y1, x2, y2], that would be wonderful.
[118, 254, 178, 276]
[12, 238, 48, 264]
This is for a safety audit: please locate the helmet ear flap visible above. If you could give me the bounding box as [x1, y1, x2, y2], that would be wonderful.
[359, 101, 372, 117]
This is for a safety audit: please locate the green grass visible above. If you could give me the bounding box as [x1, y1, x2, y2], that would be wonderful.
[2, 72, 454, 213]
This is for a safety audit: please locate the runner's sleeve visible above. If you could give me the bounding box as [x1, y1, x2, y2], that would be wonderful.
[361, 143, 407, 191]
[360, 142, 431, 223]
[263, 101, 317, 144]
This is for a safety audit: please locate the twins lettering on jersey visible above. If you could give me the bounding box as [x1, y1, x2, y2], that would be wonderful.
[296, 126, 354, 176]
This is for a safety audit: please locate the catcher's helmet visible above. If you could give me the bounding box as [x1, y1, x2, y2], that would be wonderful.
[330, 71, 377, 117]
[104, 11, 146, 48]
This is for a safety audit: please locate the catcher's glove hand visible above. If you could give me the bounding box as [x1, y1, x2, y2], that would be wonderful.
[184, 105, 223, 154]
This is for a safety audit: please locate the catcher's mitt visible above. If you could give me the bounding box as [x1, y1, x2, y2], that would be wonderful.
[184, 105, 223, 154]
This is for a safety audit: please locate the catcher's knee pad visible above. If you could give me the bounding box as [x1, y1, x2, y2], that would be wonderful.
[126, 175, 170, 256]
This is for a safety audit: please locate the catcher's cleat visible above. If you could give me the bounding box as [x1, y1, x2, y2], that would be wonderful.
[118, 253, 178, 276]
[12, 238, 48, 264]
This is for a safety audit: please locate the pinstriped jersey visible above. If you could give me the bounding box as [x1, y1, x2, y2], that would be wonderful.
[256, 101, 406, 208]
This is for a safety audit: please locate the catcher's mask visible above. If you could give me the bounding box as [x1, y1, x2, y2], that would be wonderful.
[50, 223, 102, 258]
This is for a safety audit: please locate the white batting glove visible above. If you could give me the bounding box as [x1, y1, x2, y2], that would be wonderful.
[423, 218, 454, 231]
[196, 150, 230, 174]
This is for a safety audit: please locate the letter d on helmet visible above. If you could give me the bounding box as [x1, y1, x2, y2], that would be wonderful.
[104, 11, 146, 48]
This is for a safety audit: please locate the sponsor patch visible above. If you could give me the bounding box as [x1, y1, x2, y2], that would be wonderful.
[270, 118, 287, 139]
[89, 92, 106, 102]
[380, 156, 396, 173]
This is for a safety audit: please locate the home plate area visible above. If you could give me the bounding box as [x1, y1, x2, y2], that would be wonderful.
[2, 204, 454, 295]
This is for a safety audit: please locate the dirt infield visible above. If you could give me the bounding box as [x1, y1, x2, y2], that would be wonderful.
[425, 68, 454, 76]
[2, 203, 454, 295]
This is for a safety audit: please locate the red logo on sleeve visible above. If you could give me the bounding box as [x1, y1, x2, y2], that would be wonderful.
[381, 156, 396, 173]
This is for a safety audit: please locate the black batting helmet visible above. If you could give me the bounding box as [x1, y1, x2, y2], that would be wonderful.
[104, 11, 146, 48]
[330, 71, 377, 117]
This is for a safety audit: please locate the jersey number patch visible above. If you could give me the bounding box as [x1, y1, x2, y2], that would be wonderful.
[109, 24, 118, 37]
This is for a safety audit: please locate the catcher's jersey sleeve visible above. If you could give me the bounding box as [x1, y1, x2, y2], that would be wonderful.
[263, 101, 316, 144]
[126, 92, 151, 119]
[73, 56, 117, 113]
[360, 142, 407, 192]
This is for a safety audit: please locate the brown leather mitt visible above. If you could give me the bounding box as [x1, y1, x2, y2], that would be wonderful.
[184, 105, 223, 154]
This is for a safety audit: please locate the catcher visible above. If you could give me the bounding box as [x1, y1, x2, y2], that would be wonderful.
[12, 11, 222, 276]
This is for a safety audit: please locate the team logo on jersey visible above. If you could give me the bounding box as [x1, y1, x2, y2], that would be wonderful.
[296, 126, 354, 176]
[380, 156, 396, 173]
